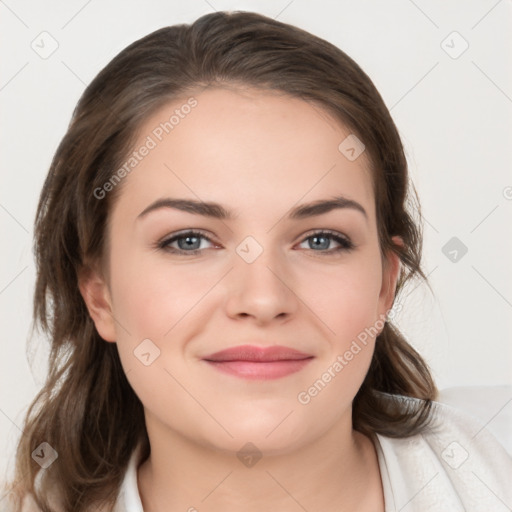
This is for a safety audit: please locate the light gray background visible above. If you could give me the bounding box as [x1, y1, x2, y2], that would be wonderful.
[1, 0, 511, 480]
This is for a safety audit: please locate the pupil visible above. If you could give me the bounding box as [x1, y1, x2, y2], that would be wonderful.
[180, 236, 199, 250]
[311, 235, 329, 250]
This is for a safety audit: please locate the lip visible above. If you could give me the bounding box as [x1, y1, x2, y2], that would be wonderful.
[204, 344, 313, 362]
[202, 345, 314, 380]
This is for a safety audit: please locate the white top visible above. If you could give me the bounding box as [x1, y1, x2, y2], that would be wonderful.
[113, 398, 512, 512]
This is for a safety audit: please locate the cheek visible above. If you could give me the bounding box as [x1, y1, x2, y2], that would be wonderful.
[295, 262, 383, 416]
[109, 249, 216, 340]
[107, 251, 209, 421]
[299, 254, 383, 344]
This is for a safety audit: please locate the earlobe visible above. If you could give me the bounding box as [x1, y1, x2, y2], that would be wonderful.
[78, 265, 117, 342]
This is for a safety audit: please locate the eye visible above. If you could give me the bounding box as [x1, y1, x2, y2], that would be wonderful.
[156, 229, 354, 256]
[297, 230, 354, 254]
[157, 230, 216, 255]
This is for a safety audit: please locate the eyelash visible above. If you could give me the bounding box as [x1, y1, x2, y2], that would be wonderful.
[156, 229, 354, 256]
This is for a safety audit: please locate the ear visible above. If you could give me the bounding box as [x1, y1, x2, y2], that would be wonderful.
[377, 235, 403, 319]
[78, 264, 117, 342]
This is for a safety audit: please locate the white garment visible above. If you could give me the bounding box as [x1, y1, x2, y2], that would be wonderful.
[113, 398, 512, 512]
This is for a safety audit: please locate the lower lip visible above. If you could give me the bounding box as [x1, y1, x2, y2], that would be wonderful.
[204, 358, 313, 380]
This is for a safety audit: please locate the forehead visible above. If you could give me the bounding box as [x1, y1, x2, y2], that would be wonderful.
[110, 86, 375, 224]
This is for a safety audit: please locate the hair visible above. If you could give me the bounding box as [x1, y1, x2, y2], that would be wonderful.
[4, 10, 437, 512]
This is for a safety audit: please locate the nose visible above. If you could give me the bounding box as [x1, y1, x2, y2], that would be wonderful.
[224, 245, 299, 325]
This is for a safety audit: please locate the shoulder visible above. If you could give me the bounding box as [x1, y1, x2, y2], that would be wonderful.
[436, 385, 512, 453]
[375, 392, 512, 512]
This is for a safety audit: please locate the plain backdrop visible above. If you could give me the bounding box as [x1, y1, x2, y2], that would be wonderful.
[1, 0, 511, 481]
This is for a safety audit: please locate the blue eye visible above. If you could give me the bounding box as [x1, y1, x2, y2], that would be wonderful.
[157, 229, 354, 255]
[299, 230, 354, 253]
[158, 230, 214, 254]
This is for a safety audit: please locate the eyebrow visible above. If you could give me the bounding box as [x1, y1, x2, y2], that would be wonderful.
[136, 195, 368, 222]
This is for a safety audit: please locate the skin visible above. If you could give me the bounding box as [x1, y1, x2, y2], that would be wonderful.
[79, 86, 401, 512]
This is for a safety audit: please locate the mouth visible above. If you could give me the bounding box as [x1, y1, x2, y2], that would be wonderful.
[202, 344, 314, 380]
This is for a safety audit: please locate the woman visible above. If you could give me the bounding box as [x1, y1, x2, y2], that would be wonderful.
[4, 10, 511, 512]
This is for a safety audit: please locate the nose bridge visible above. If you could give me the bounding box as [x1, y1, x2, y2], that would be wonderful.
[225, 234, 297, 322]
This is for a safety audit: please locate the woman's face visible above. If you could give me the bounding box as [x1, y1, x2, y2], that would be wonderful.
[83, 86, 400, 454]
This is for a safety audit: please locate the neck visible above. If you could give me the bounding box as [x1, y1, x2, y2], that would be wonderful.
[137, 410, 384, 512]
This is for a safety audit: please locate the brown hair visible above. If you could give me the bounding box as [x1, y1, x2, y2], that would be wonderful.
[4, 10, 436, 512]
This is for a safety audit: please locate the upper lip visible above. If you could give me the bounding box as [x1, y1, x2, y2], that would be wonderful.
[203, 345, 313, 362]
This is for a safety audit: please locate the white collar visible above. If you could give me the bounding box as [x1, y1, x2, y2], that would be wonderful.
[115, 442, 145, 512]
